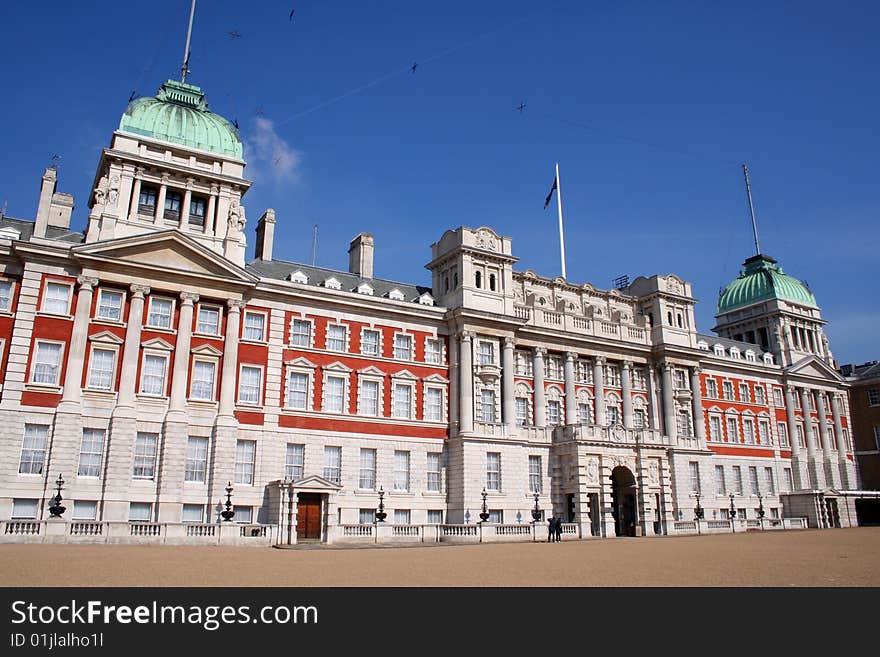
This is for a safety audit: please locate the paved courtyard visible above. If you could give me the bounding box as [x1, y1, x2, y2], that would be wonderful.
[2, 527, 879, 587]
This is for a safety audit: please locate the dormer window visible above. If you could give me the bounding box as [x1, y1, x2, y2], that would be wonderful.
[713, 344, 725, 357]
[729, 347, 741, 359]
[324, 277, 341, 290]
[290, 270, 309, 284]
[138, 186, 158, 216]
[356, 283, 373, 296]
[189, 196, 207, 228]
[164, 191, 182, 221]
[418, 292, 434, 306]
[388, 288, 405, 301]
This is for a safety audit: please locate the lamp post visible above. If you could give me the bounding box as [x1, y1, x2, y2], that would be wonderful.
[220, 481, 235, 521]
[757, 492, 765, 529]
[728, 492, 737, 533]
[375, 486, 387, 522]
[479, 488, 490, 523]
[692, 491, 704, 522]
[48, 473, 66, 518]
[531, 492, 543, 521]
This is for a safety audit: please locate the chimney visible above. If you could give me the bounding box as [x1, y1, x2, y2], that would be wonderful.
[34, 167, 57, 238]
[348, 232, 374, 279]
[255, 208, 276, 261]
[48, 192, 74, 230]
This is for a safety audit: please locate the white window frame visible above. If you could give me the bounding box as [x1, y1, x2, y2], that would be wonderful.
[290, 318, 313, 348]
[146, 295, 175, 329]
[182, 504, 206, 523]
[326, 323, 348, 353]
[30, 339, 65, 387]
[486, 452, 501, 491]
[529, 455, 542, 494]
[12, 498, 38, 519]
[709, 415, 722, 442]
[732, 466, 743, 494]
[40, 280, 73, 315]
[706, 379, 718, 398]
[394, 509, 411, 525]
[284, 360, 316, 411]
[426, 452, 442, 493]
[139, 350, 170, 397]
[714, 465, 726, 496]
[18, 424, 49, 475]
[739, 382, 751, 403]
[237, 364, 264, 406]
[132, 432, 159, 480]
[764, 467, 775, 495]
[777, 422, 789, 447]
[754, 385, 766, 405]
[357, 371, 383, 417]
[478, 340, 495, 366]
[242, 310, 267, 342]
[360, 328, 382, 357]
[743, 417, 755, 444]
[748, 466, 760, 495]
[424, 385, 445, 422]
[77, 428, 105, 478]
[0, 278, 15, 313]
[393, 332, 413, 361]
[233, 507, 253, 524]
[547, 399, 561, 426]
[425, 337, 443, 365]
[689, 461, 701, 493]
[184, 436, 209, 483]
[285, 443, 305, 481]
[722, 381, 734, 400]
[86, 344, 119, 391]
[391, 381, 415, 420]
[322, 372, 349, 414]
[195, 303, 223, 336]
[359, 448, 377, 490]
[234, 439, 256, 485]
[72, 500, 98, 521]
[726, 416, 739, 443]
[189, 356, 218, 402]
[129, 502, 153, 522]
[323, 446, 342, 484]
[95, 288, 125, 323]
[393, 450, 410, 492]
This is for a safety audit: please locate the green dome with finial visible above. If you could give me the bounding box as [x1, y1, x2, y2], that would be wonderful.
[717, 254, 817, 314]
[119, 79, 242, 159]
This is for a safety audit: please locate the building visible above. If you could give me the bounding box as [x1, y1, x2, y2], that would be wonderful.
[839, 361, 880, 524]
[0, 72, 867, 546]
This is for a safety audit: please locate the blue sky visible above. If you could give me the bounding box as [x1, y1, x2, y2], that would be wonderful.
[0, 1, 877, 364]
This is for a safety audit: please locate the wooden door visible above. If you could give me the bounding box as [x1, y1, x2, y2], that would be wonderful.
[296, 493, 323, 539]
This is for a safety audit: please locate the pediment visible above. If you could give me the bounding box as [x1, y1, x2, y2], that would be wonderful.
[290, 474, 342, 491]
[142, 337, 174, 351]
[88, 330, 124, 345]
[72, 230, 258, 285]
[191, 343, 223, 357]
[285, 356, 317, 369]
[424, 373, 449, 384]
[786, 355, 845, 383]
[323, 360, 353, 373]
[391, 369, 419, 380]
[358, 366, 386, 377]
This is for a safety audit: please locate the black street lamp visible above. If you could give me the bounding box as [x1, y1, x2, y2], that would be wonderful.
[479, 488, 490, 523]
[693, 492, 704, 521]
[375, 486, 387, 522]
[531, 492, 543, 521]
[48, 473, 66, 518]
[728, 492, 737, 532]
[220, 481, 235, 521]
[757, 493, 765, 519]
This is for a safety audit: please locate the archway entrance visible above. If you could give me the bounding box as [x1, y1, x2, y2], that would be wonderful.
[611, 466, 637, 537]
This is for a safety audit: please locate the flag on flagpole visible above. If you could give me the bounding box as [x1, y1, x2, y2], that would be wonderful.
[544, 175, 558, 209]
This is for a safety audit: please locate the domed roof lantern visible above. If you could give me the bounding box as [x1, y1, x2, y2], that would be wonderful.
[717, 253, 817, 314]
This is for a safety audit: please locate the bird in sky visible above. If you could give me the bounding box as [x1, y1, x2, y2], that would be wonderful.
[229, 30, 242, 39]
[289, 8, 296, 21]
[516, 101, 526, 113]
[411, 62, 418, 74]
[274, 157, 283, 166]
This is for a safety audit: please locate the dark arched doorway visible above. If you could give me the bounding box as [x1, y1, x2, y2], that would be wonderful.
[611, 466, 638, 537]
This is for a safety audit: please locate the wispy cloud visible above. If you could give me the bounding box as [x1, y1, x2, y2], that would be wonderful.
[243, 117, 302, 183]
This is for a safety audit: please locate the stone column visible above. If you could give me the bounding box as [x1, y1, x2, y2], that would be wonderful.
[58, 276, 98, 411]
[800, 387, 825, 489]
[502, 337, 516, 433]
[115, 284, 150, 410]
[661, 363, 677, 443]
[785, 385, 809, 489]
[155, 178, 168, 224]
[128, 169, 143, 221]
[218, 300, 244, 420]
[167, 292, 198, 417]
[448, 335, 459, 435]
[564, 351, 577, 425]
[180, 179, 193, 229]
[533, 347, 546, 427]
[816, 391, 839, 488]
[458, 332, 474, 434]
[621, 360, 634, 429]
[690, 366, 706, 446]
[593, 356, 605, 426]
[830, 393, 851, 488]
[206, 184, 218, 238]
[647, 365, 661, 430]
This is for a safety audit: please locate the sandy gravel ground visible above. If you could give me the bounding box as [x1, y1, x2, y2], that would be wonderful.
[2, 527, 879, 587]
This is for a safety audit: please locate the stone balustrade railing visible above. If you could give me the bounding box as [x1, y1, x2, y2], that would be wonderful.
[512, 306, 649, 345]
[556, 424, 667, 446]
[672, 517, 809, 535]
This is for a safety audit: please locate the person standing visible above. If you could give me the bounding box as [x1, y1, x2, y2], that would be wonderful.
[555, 517, 563, 542]
[547, 516, 555, 542]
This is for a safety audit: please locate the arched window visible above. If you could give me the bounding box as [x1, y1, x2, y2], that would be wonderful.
[489, 273, 496, 292]
[676, 313, 683, 328]
[475, 271, 482, 289]
[444, 276, 449, 293]
[667, 311, 673, 325]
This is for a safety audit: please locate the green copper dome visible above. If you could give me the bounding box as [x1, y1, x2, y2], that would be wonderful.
[119, 80, 242, 158]
[717, 254, 817, 314]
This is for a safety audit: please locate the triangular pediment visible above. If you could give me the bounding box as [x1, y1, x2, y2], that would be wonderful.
[289, 474, 342, 491]
[424, 373, 449, 384]
[72, 230, 258, 285]
[191, 343, 223, 357]
[358, 366, 386, 377]
[88, 330, 124, 345]
[786, 355, 845, 383]
[142, 337, 174, 351]
[285, 356, 317, 369]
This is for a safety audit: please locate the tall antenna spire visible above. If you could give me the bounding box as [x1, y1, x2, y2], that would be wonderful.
[180, 0, 197, 83]
[312, 224, 318, 266]
[742, 163, 761, 256]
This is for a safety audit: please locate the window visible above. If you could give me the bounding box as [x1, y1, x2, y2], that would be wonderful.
[868, 389, 880, 407]
[529, 455, 542, 493]
[632, 368, 647, 390]
[674, 369, 688, 390]
[138, 186, 157, 213]
[486, 452, 501, 491]
[714, 465, 726, 495]
[190, 359, 216, 401]
[732, 466, 743, 494]
[147, 297, 173, 328]
[777, 422, 789, 447]
[12, 499, 38, 519]
[425, 387, 443, 422]
[287, 371, 310, 410]
[478, 341, 494, 365]
[427, 510, 443, 524]
[182, 504, 205, 523]
[164, 190, 182, 219]
[77, 428, 105, 478]
[578, 402, 593, 425]
[19, 424, 49, 474]
[361, 329, 380, 356]
[874, 427, 880, 451]
[427, 453, 441, 492]
[516, 397, 530, 426]
[755, 386, 765, 405]
[480, 389, 497, 423]
[0, 279, 13, 312]
[634, 408, 646, 428]
[394, 509, 411, 525]
[748, 466, 760, 495]
[235, 440, 256, 485]
[133, 432, 158, 479]
[72, 501, 97, 520]
[196, 305, 221, 335]
[515, 351, 533, 376]
[189, 196, 207, 227]
[87, 347, 116, 390]
[726, 417, 739, 443]
[359, 379, 380, 416]
[41, 281, 71, 314]
[796, 424, 806, 448]
[425, 338, 442, 364]
[129, 503, 152, 522]
[392, 384, 413, 419]
[773, 388, 784, 407]
[709, 417, 722, 442]
[31, 341, 62, 385]
[238, 365, 263, 405]
[739, 383, 750, 403]
[765, 467, 775, 494]
[285, 444, 304, 481]
[783, 468, 793, 492]
[605, 405, 620, 426]
[359, 448, 376, 490]
[233, 507, 253, 524]
[291, 319, 312, 347]
[677, 410, 692, 437]
[723, 382, 734, 400]
[394, 333, 412, 360]
[689, 461, 701, 493]
[324, 446, 341, 484]
[324, 375, 346, 413]
[547, 356, 563, 380]
[488, 510, 503, 524]
[359, 509, 375, 525]
[548, 400, 561, 426]
[394, 450, 410, 491]
[96, 290, 123, 321]
[758, 420, 770, 445]
[743, 418, 755, 444]
[706, 379, 718, 398]
[242, 311, 265, 341]
[184, 437, 209, 483]
[327, 325, 347, 352]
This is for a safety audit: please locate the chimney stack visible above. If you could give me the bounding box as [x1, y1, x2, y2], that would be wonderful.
[348, 232, 374, 279]
[255, 208, 276, 261]
[34, 167, 57, 238]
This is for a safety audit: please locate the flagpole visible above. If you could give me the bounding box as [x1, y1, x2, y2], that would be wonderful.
[555, 162, 567, 279]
